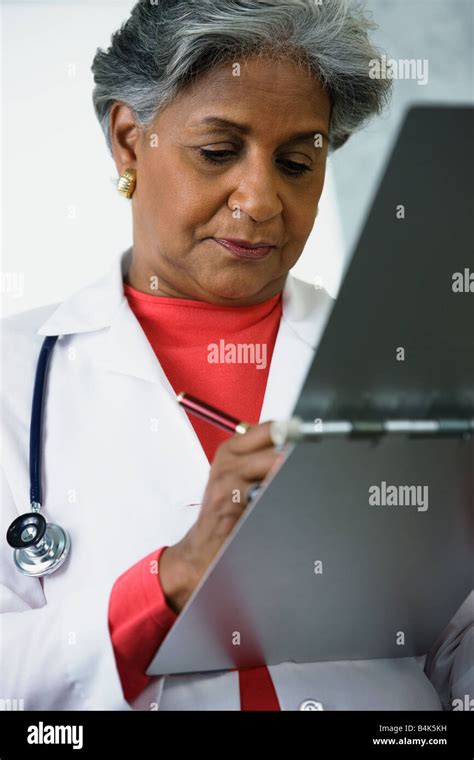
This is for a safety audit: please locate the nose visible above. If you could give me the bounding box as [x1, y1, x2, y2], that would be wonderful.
[227, 156, 283, 223]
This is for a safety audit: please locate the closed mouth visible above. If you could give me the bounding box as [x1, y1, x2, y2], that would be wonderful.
[214, 238, 277, 249]
[212, 238, 275, 259]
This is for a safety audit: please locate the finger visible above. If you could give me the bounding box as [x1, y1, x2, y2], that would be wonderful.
[226, 420, 275, 454]
[211, 449, 284, 492]
[238, 448, 285, 482]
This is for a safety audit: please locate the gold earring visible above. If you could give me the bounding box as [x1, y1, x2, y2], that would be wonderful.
[117, 168, 137, 199]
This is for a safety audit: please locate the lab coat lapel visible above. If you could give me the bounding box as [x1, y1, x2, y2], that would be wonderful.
[104, 288, 212, 498]
[259, 316, 314, 423]
[259, 274, 334, 423]
[38, 248, 211, 497]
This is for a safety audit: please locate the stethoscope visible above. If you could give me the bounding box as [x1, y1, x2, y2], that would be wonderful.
[6, 335, 71, 577]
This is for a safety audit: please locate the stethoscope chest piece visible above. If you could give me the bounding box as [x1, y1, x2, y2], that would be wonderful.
[7, 510, 71, 577]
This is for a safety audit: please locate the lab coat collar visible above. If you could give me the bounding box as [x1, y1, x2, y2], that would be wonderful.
[37, 246, 327, 342]
[37, 248, 130, 337]
[37, 246, 331, 387]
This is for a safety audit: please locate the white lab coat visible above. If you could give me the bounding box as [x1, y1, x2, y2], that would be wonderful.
[1, 246, 472, 711]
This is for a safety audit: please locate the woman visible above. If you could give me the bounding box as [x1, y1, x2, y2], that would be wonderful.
[1, 0, 468, 711]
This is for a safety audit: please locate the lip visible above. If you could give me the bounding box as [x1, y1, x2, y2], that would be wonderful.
[213, 238, 276, 260]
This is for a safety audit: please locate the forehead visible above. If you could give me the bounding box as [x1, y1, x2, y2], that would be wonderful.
[162, 55, 331, 135]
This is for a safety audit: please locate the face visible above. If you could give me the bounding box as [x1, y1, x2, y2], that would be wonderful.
[111, 55, 331, 306]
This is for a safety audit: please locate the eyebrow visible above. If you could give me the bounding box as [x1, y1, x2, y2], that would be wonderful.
[189, 116, 328, 144]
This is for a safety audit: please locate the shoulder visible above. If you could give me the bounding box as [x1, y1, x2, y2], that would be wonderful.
[283, 273, 335, 331]
[288, 273, 335, 305]
[1, 303, 60, 418]
[1, 301, 60, 359]
[1, 301, 60, 334]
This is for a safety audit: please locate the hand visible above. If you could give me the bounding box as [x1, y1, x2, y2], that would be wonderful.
[159, 421, 285, 613]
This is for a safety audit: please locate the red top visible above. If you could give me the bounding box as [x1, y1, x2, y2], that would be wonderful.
[108, 281, 283, 709]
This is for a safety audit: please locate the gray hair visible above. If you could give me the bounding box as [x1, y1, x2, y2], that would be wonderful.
[91, 0, 391, 154]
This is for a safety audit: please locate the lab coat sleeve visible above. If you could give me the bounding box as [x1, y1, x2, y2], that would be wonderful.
[424, 591, 474, 710]
[0, 464, 131, 710]
[108, 546, 178, 704]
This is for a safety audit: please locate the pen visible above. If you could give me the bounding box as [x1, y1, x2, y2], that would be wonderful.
[176, 391, 302, 448]
[176, 391, 252, 435]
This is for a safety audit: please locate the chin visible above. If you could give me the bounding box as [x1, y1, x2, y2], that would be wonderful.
[203, 283, 262, 305]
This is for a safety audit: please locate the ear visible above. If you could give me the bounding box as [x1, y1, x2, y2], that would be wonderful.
[109, 103, 140, 175]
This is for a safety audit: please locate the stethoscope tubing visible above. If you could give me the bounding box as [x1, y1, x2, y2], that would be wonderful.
[29, 335, 58, 507]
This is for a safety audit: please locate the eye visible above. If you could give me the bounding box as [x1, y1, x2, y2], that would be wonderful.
[278, 159, 312, 177]
[199, 148, 237, 163]
[198, 148, 313, 177]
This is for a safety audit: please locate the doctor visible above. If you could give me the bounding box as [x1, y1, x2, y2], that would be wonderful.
[1, 0, 472, 711]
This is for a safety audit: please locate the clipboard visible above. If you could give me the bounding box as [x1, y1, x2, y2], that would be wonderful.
[147, 105, 474, 676]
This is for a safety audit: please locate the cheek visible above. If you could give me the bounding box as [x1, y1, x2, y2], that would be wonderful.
[293, 172, 326, 236]
[136, 163, 196, 241]
[153, 159, 219, 231]
[285, 193, 321, 243]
